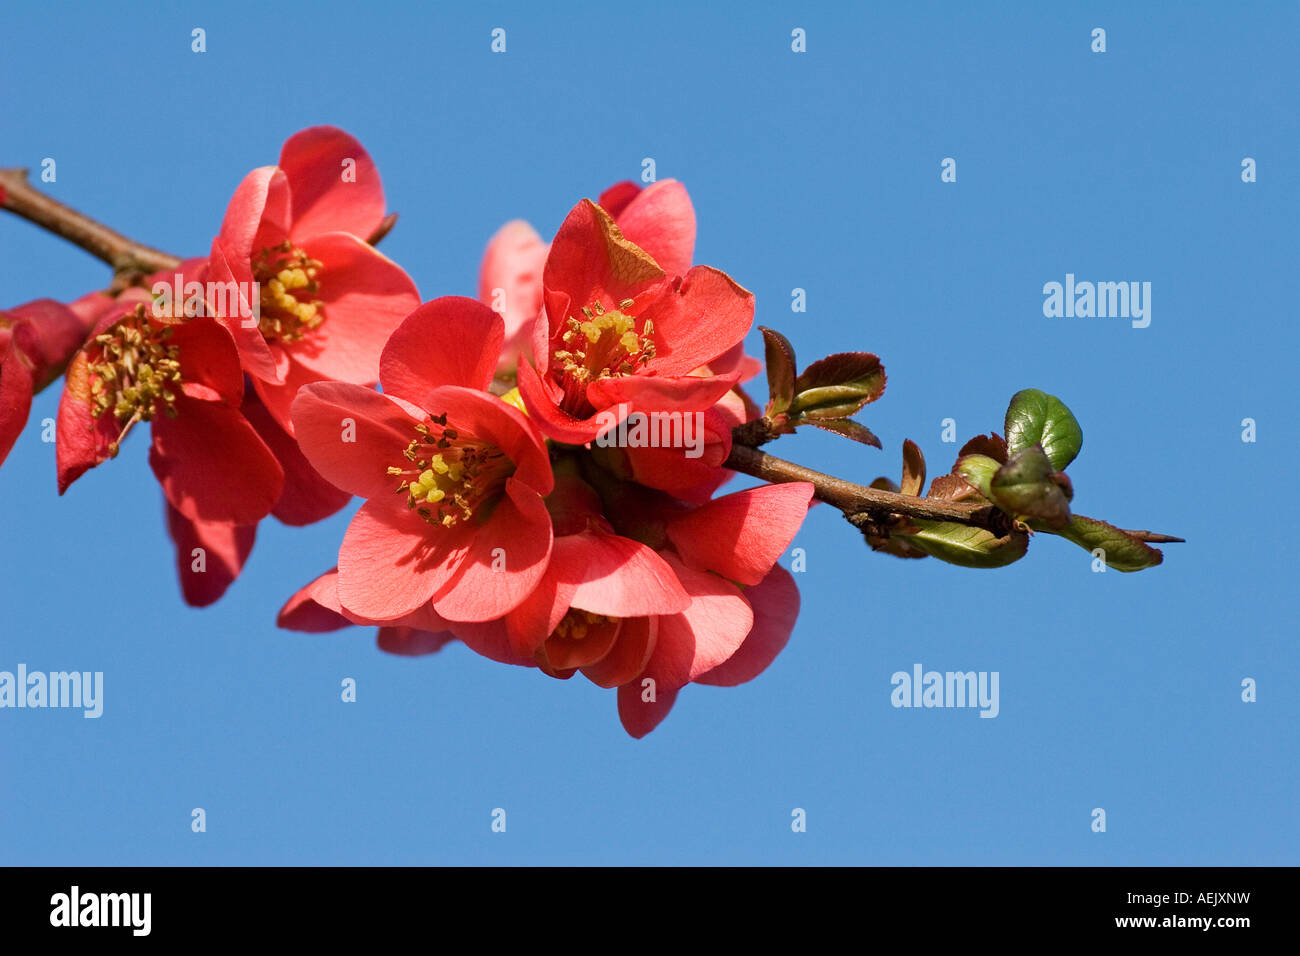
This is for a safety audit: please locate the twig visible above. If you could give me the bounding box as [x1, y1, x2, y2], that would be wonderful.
[0, 168, 181, 277]
[724, 444, 1182, 544]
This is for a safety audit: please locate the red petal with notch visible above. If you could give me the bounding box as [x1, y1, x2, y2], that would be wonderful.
[666, 481, 813, 585]
[639, 266, 754, 377]
[278, 567, 352, 632]
[380, 296, 503, 403]
[280, 126, 386, 240]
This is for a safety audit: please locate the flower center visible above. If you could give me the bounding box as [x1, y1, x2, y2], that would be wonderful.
[551, 609, 616, 641]
[252, 240, 324, 343]
[386, 414, 513, 527]
[551, 299, 655, 414]
[87, 304, 183, 426]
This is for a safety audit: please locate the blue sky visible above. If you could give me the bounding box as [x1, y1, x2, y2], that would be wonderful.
[1, 1, 1296, 864]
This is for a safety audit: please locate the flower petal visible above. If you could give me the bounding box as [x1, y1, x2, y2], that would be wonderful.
[380, 296, 503, 402]
[597, 181, 642, 217]
[452, 617, 536, 667]
[581, 616, 657, 689]
[696, 565, 799, 686]
[0, 338, 35, 466]
[277, 567, 351, 632]
[666, 481, 813, 585]
[55, 351, 125, 493]
[337, 498, 473, 621]
[542, 199, 667, 340]
[586, 370, 741, 417]
[166, 503, 257, 608]
[616, 179, 695, 278]
[285, 232, 419, 384]
[432, 478, 553, 622]
[168, 317, 244, 407]
[217, 166, 292, 263]
[377, 627, 457, 657]
[290, 381, 415, 500]
[552, 531, 690, 617]
[207, 237, 284, 383]
[242, 392, 351, 526]
[617, 681, 679, 739]
[640, 554, 753, 691]
[149, 394, 284, 524]
[279, 126, 386, 240]
[640, 266, 754, 376]
[478, 220, 547, 372]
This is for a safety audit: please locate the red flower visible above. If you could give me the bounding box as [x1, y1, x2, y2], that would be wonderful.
[55, 260, 284, 526]
[1, 298, 91, 466]
[208, 126, 420, 432]
[291, 297, 554, 623]
[516, 198, 753, 445]
[479, 179, 697, 375]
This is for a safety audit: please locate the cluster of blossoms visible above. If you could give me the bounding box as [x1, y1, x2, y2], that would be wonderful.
[1, 128, 810, 737]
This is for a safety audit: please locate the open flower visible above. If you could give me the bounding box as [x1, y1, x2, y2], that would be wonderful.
[515, 198, 752, 445]
[208, 126, 420, 432]
[291, 296, 554, 623]
[55, 260, 284, 526]
[479, 179, 697, 376]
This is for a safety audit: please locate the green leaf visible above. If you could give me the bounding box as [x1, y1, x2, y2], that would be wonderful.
[989, 445, 1071, 528]
[1004, 388, 1083, 470]
[806, 418, 881, 448]
[899, 521, 1029, 568]
[760, 326, 797, 415]
[954, 454, 1001, 500]
[790, 352, 885, 419]
[1040, 514, 1164, 572]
